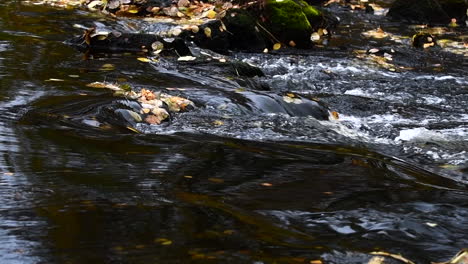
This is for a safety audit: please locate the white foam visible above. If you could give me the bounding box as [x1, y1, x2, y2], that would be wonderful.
[395, 127, 448, 142]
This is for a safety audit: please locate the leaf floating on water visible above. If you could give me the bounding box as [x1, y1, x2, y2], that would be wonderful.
[223, 230, 234, 235]
[154, 238, 173, 246]
[100, 63, 115, 71]
[425, 222, 438, 227]
[137, 57, 151, 62]
[367, 256, 385, 264]
[283, 95, 302, 104]
[362, 27, 389, 39]
[178, 56, 197, 61]
[310, 260, 323, 264]
[213, 120, 224, 126]
[46, 78, 65, 82]
[273, 43, 281, 50]
[261, 182, 273, 187]
[86, 82, 122, 91]
[370, 251, 415, 264]
[204, 27, 212, 38]
[331, 111, 339, 120]
[208, 177, 224, 183]
[126, 126, 141, 133]
[289, 40, 296, 47]
[263, 48, 269, 53]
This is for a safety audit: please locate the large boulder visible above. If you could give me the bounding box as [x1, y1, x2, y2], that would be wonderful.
[387, 0, 467, 25]
[190, 1, 333, 52]
[264, 0, 322, 47]
[189, 9, 268, 53]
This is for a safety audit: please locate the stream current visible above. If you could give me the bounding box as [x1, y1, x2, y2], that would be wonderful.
[0, 0, 467, 263]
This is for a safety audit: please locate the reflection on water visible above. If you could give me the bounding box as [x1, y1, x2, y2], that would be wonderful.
[0, 0, 467, 263]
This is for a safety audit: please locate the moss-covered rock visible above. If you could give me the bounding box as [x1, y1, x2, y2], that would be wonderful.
[387, 0, 467, 25]
[265, 0, 322, 47]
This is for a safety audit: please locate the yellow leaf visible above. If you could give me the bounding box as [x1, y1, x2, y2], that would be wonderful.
[213, 120, 224, 126]
[127, 9, 138, 14]
[100, 63, 115, 71]
[273, 43, 281, 50]
[204, 27, 212, 38]
[126, 126, 141, 133]
[206, 10, 216, 19]
[137, 57, 151, 62]
[331, 111, 339, 120]
[310, 260, 323, 264]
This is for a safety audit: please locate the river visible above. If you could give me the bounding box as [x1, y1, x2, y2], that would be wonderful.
[0, 0, 467, 263]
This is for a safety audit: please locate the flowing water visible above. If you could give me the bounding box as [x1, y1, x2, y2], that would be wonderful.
[0, 0, 467, 263]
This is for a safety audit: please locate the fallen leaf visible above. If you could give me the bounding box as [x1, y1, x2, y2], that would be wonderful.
[368, 256, 385, 264]
[213, 120, 224, 126]
[178, 56, 197, 61]
[261, 182, 273, 187]
[331, 111, 339, 120]
[86, 82, 122, 91]
[137, 57, 151, 62]
[208, 178, 224, 183]
[370, 251, 415, 264]
[311, 32, 320, 42]
[87, 0, 102, 9]
[223, 230, 235, 235]
[206, 10, 216, 19]
[273, 43, 281, 50]
[154, 238, 173, 246]
[100, 63, 115, 71]
[204, 27, 212, 38]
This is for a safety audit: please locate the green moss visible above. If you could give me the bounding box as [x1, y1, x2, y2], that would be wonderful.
[298, 0, 321, 18]
[266, 0, 312, 32]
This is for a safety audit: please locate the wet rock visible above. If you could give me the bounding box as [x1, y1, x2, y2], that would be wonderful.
[186, 4, 337, 53]
[221, 9, 268, 52]
[387, 0, 467, 25]
[412, 32, 437, 48]
[67, 28, 191, 55]
[264, 0, 318, 47]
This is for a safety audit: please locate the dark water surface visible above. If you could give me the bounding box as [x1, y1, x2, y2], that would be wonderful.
[0, 1, 467, 263]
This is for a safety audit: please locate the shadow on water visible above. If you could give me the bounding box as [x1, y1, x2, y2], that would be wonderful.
[0, 0, 467, 263]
